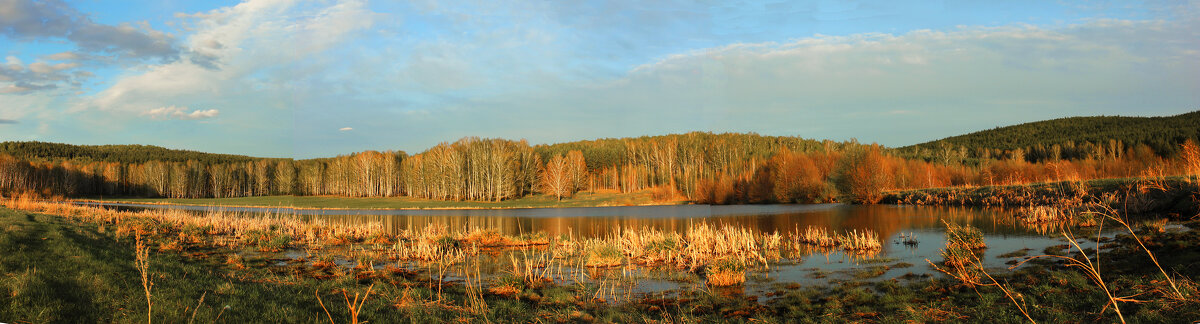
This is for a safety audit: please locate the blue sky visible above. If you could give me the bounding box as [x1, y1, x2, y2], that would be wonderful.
[1, 0, 1197, 158]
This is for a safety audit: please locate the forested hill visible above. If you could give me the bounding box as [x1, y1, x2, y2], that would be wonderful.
[0, 141, 265, 164]
[903, 111, 1200, 158]
[533, 132, 848, 172]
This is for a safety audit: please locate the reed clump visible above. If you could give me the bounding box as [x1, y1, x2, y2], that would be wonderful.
[791, 225, 884, 252]
[704, 257, 747, 287]
[506, 250, 558, 290]
[838, 229, 882, 251]
[615, 227, 685, 266]
[487, 275, 524, 297]
[1017, 206, 1067, 223]
[242, 230, 292, 252]
[583, 240, 624, 268]
[462, 228, 507, 246]
[1016, 205, 1097, 228]
[797, 226, 837, 247]
[940, 222, 986, 269]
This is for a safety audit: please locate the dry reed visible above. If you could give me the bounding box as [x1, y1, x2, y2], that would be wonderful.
[135, 232, 154, 324]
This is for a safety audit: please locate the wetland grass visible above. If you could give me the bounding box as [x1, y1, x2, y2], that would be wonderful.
[135, 233, 154, 324]
[0, 198, 1196, 322]
[838, 229, 882, 251]
[703, 258, 747, 287]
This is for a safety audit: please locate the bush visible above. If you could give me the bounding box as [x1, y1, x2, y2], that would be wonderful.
[944, 223, 986, 250]
[833, 145, 892, 204]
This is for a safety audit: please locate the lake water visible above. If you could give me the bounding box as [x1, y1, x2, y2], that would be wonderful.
[81, 201, 1090, 299]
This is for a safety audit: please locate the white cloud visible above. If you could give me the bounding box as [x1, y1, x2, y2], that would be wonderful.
[144, 106, 219, 120]
[27, 62, 76, 74]
[1, 56, 85, 95]
[0, 0, 180, 95]
[76, 0, 376, 115]
[43, 52, 80, 61]
[378, 18, 1200, 151]
[5, 56, 22, 67]
[0, 0, 180, 60]
[339, 127, 353, 131]
[0, 83, 55, 94]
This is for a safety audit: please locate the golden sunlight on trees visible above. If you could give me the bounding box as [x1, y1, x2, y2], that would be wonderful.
[540, 150, 587, 200]
[1182, 139, 1200, 179]
[2, 130, 1199, 204]
[834, 144, 892, 204]
[770, 150, 833, 203]
[400, 138, 539, 201]
[694, 173, 736, 205]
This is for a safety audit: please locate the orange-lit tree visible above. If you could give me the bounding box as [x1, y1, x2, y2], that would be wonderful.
[833, 144, 892, 204]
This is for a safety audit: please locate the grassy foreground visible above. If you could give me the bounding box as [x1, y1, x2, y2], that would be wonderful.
[75, 190, 683, 210]
[0, 206, 655, 322]
[3, 204, 1199, 323]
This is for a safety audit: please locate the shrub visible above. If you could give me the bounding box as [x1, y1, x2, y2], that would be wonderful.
[833, 145, 892, 204]
[944, 223, 986, 250]
[772, 152, 829, 203]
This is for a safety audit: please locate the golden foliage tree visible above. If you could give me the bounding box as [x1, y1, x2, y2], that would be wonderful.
[833, 144, 892, 204]
[540, 150, 587, 200]
[1182, 139, 1200, 178]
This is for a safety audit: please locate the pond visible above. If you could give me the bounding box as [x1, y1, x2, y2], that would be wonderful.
[80, 201, 1094, 300]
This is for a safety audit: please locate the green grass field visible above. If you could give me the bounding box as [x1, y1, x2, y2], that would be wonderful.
[75, 190, 685, 209]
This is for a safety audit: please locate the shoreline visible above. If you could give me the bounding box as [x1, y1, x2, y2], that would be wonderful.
[880, 176, 1199, 216]
[64, 196, 692, 211]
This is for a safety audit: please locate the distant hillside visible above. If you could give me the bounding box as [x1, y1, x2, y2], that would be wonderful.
[533, 131, 846, 171]
[0, 141, 266, 164]
[903, 111, 1200, 159]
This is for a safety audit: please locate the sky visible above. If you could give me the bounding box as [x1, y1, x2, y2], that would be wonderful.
[1, 0, 1198, 158]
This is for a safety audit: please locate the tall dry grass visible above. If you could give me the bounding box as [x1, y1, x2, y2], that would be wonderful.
[2, 194, 385, 248]
[935, 202, 1198, 324]
[135, 233, 154, 324]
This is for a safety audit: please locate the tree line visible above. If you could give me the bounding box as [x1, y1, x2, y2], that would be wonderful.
[0, 141, 264, 164]
[900, 110, 1200, 164]
[1, 131, 1196, 204]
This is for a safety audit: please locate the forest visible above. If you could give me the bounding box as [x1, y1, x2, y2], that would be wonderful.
[900, 111, 1200, 163]
[0, 141, 266, 164]
[1, 112, 1198, 204]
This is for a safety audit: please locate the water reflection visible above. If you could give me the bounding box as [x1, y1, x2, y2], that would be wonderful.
[82, 201, 1053, 243]
[294, 204, 1044, 243]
